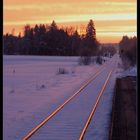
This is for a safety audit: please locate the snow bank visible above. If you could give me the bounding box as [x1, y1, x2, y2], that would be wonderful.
[116, 65, 137, 78]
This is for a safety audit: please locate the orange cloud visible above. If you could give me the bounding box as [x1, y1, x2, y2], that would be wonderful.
[3, 0, 137, 43]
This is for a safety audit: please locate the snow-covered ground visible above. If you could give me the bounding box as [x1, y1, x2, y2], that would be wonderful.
[115, 56, 137, 78]
[3, 55, 102, 140]
[3, 54, 136, 140]
[28, 56, 119, 140]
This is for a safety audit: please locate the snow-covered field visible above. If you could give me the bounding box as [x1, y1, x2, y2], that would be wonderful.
[3, 54, 136, 140]
[3, 55, 103, 140]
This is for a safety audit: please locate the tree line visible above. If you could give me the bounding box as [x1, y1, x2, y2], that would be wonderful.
[119, 35, 137, 66]
[3, 20, 100, 56]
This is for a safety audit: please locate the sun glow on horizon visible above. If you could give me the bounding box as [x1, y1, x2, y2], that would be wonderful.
[3, 0, 137, 43]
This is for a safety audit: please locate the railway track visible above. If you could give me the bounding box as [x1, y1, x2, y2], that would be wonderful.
[22, 58, 116, 140]
[79, 70, 113, 140]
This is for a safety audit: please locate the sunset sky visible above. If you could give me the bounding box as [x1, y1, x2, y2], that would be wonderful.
[3, 0, 137, 43]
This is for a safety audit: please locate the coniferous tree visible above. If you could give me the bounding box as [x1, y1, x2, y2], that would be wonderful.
[71, 30, 81, 56]
[81, 19, 99, 56]
[86, 19, 96, 40]
[119, 35, 137, 66]
[50, 20, 58, 31]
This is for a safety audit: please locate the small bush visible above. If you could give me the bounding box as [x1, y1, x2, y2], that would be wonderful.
[10, 89, 15, 93]
[71, 67, 75, 74]
[96, 56, 102, 64]
[91, 57, 95, 64]
[57, 67, 68, 74]
[79, 56, 91, 65]
[40, 84, 46, 89]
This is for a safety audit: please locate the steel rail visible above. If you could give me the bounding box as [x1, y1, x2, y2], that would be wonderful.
[78, 69, 114, 140]
[22, 65, 106, 140]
